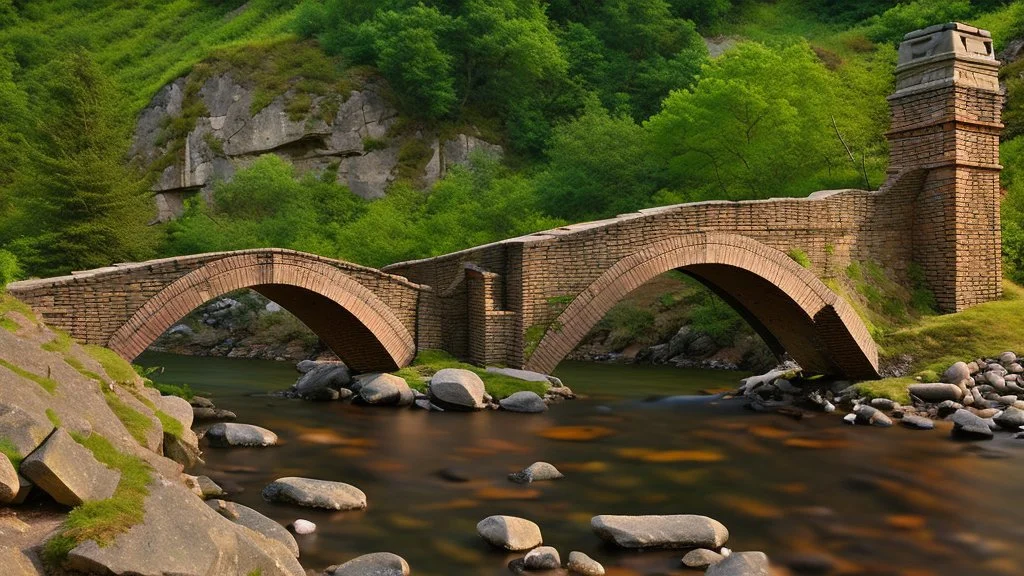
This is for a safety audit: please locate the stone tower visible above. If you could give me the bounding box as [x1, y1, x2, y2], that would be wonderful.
[887, 22, 1003, 312]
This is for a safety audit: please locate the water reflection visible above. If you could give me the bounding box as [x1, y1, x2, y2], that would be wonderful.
[140, 352, 1024, 576]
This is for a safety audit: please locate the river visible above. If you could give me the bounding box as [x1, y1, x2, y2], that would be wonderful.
[139, 352, 1024, 576]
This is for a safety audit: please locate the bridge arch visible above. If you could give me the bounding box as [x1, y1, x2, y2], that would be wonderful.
[107, 253, 416, 372]
[524, 233, 879, 379]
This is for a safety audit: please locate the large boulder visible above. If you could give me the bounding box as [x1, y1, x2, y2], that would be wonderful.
[590, 515, 729, 549]
[499, 391, 548, 413]
[262, 477, 366, 511]
[0, 452, 18, 504]
[20, 429, 119, 506]
[429, 368, 486, 410]
[294, 362, 350, 399]
[476, 515, 543, 551]
[358, 374, 411, 406]
[208, 499, 299, 558]
[155, 395, 194, 430]
[205, 423, 278, 448]
[325, 552, 410, 576]
[705, 551, 770, 576]
[66, 479, 303, 576]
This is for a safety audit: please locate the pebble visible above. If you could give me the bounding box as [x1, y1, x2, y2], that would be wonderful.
[567, 551, 604, 575]
[682, 548, 724, 569]
[523, 546, 560, 570]
[290, 519, 316, 534]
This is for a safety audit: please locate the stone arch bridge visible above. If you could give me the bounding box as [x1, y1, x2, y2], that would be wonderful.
[6, 23, 1004, 380]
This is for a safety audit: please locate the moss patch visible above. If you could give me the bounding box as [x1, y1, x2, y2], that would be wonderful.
[0, 359, 59, 395]
[854, 377, 913, 405]
[0, 437, 23, 468]
[46, 408, 62, 428]
[155, 411, 184, 439]
[103, 390, 153, 446]
[391, 349, 547, 399]
[149, 381, 195, 400]
[787, 248, 811, 269]
[84, 345, 137, 384]
[43, 432, 152, 565]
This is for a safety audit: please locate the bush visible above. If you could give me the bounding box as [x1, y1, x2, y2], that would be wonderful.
[0, 249, 20, 287]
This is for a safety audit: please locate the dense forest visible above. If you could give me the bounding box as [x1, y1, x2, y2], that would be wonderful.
[1, 0, 1023, 289]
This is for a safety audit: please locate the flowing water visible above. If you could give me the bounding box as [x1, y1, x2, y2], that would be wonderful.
[139, 352, 1024, 576]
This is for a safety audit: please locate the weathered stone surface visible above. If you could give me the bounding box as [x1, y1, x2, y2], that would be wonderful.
[205, 423, 278, 448]
[476, 515, 543, 551]
[682, 548, 724, 569]
[155, 394, 194, 430]
[0, 403, 54, 460]
[197, 475, 225, 499]
[429, 368, 486, 410]
[591, 515, 729, 549]
[909, 383, 964, 403]
[567, 551, 604, 575]
[0, 452, 18, 504]
[164, 428, 203, 468]
[262, 477, 367, 511]
[192, 407, 236, 422]
[705, 551, 770, 576]
[325, 552, 410, 576]
[900, 414, 935, 430]
[485, 367, 559, 386]
[20, 429, 119, 506]
[499, 391, 548, 413]
[950, 409, 995, 439]
[208, 499, 299, 558]
[524, 546, 560, 570]
[994, 406, 1024, 430]
[67, 479, 304, 576]
[359, 373, 411, 405]
[508, 462, 564, 484]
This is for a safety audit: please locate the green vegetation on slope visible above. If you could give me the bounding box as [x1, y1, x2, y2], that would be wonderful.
[44, 432, 152, 564]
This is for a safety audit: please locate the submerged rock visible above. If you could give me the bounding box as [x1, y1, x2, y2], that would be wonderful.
[325, 552, 410, 576]
[508, 462, 564, 484]
[262, 477, 367, 511]
[567, 551, 604, 575]
[205, 423, 278, 447]
[900, 414, 935, 430]
[499, 391, 548, 413]
[477, 515, 543, 551]
[950, 409, 994, 440]
[20, 428, 119, 506]
[705, 551, 770, 575]
[590, 515, 729, 549]
[429, 368, 486, 410]
[682, 548, 724, 569]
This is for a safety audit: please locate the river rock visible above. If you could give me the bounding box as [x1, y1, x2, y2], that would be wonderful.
[590, 515, 729, 549]
[943, 362, 971, 384]
[20, 428, 119, 506]
[682, 548, 724, 569]
[205, 423, 278, 447]
[325, 552, 410, 576]
[853, 404, 892, 427]
[523, 546, 560, 570]
[262, 477, 367, 510]
[189, 396, 216, 408]
[705, 551, 770, 576]
[296, 360, 318, 373]
[0, 453, 18, 504]
[196, 475, 225, 498]
[429, 368, 486, 410]
[0, 403, 54, 459]
[477, 515, 543, 551]
[208, 499, 299, 558]
[994, 406, 1024, 430]
[192, 407, 237, 421]
[1000, 351, 1017, 365]
[358, 373, 410, 405]
[900, 414, 935, 430]
[485, 367, 561, 387]
[508, 462, 564, 484]
[290, 519, 316, 534]
[950, 409, 994, 439]
[567, 551, 604, 575]
[294, 362, 350, 399]
[499, 391, 548, 413]
[909, 383, 963, 403]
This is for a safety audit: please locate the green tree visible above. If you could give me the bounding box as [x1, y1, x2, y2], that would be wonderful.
[646, 41, 869, 202]
[15, 51, 157, 276]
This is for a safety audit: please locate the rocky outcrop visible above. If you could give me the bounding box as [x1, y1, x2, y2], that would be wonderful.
[20, 428, 120, 506]
[208, 499, 299, 558]
[132, 71, 503, 221]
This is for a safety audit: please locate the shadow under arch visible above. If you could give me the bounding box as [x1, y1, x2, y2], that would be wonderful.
[524, 233, 879, 379]
[107, 254, 416, 372]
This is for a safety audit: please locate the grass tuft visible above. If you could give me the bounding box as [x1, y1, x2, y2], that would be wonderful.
[43, 432, 152, 565]
[102, 390, 153, 446]
[83, 346, 137, 384]
[0, 359, 59, 394]
[391, 349, 547, 399]
[0, 437, 23, 468]
[46, 408, 62, 428]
